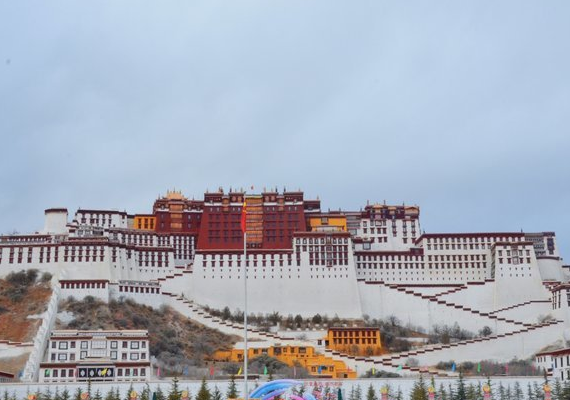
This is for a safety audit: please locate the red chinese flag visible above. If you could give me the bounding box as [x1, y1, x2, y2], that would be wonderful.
[240, 201, 247, 233]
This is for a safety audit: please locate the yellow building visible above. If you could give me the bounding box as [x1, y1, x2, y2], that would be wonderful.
[308, 214, 347, 232]
[213, 341, 356, 379]
[319, 327, 382, 356]
[132, 214, 156, 231]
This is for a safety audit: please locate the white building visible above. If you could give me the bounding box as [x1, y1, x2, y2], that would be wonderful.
[39, 330, 150, 383]
[535, 348, 570, 380]
[0, 191, 568, 381]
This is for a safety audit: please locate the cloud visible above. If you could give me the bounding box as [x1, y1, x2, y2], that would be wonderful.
[0, 1, 569, 259]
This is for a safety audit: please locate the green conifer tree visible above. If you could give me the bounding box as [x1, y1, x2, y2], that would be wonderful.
[196, 378, 211, 400]
[347, 386, 355, 400]
[168, 377, 183, 400]
[227, 376, 239, 399]
[74, 388, 83, 400]
[410, 375, 428, 400]
[125, 384, 135, 400]
[562, 379, 570, 400]
[438, 384, 447, 400]
[553, 379, 563, 400]
[156, 387, 166, 400]
[513, 382, 523, 400]
[455, 372, 467, 400]
[211, 387, 222, 400]
[497, 383, 505, 400]
[525, 383, 534, 400]
[532, 382, 542, 400]
[93, 390, 102, 400]
[354, 386, 362, 400]
[395, 388, 403, 400]
[61, 389, 70, 400]
[43, 386, 53, 400]
[475, 383, 483, 400]
[141, 385, 151, 400]
[365, 385, 376, 400]
[447, 383, 454, 400]
[465, 384, 476, 400]
[104, 389, 114, 400]
[54, 387, 61, 400]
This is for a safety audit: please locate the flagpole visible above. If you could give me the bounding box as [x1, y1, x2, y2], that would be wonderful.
[243, 230, 248, 400]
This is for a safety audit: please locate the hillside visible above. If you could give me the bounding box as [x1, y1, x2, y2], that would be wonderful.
[57, 296, 239, 374]
[0, 269, 52, 342]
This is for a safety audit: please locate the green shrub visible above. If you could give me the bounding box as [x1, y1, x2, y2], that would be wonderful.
[6, 269, 38, 286]
[41, 272, 53, 282]
[5, 286, 26, 303]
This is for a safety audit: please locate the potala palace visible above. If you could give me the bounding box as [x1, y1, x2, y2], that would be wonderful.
[1, 189, 569, 381]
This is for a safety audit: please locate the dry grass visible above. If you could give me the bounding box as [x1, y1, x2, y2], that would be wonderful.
[58, 296, 239, 372]
[0, 353, 30, 375]
[0, 271, 52, 342]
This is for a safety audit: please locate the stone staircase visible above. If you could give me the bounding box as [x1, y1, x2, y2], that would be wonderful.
[321, 348, 451, 378]
[374, 319, 563, 366]
[391, 281, 552, 323]
[432, 284, 469, 297]
[156, 264, 193, 283]
[487, 299, 551, 315]
[318, 319, 563, 378]
[162, 292, 304, 344]
[383, 283, 530, 328]
[154, 264, 194, 295]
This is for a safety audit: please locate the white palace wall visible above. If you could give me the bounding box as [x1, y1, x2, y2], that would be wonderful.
[188, 252, 362, 318]
[399, 286, 464, 297]
[494, 272, 551, 310]
[60, 280, 110, 302]
[65, 260, 112, 281]
[108, 247, 177, 282]
[109, 282, 164, 308]
[0, 248, 62, 279]
[494, 302, 553, 324]
[437, 282, 497, 311]
[538, 257, 567, 282]
[357, 281, 516, 334]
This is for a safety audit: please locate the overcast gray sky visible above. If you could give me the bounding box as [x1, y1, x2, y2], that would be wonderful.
[1, 2, 569, 260]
